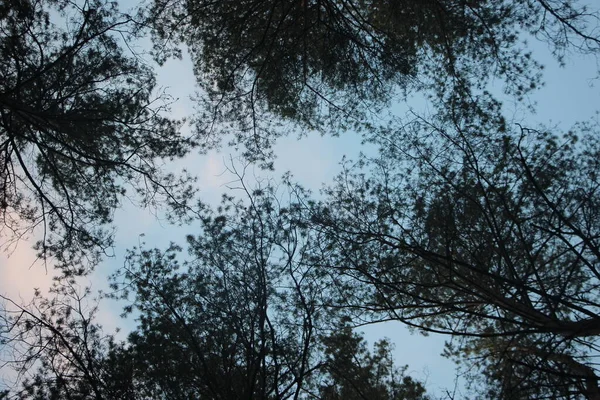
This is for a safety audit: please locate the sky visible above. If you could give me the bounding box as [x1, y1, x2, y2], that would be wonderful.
[2, 2, 600, 397]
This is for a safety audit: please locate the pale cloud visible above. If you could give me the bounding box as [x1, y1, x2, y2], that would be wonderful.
[0, 243, 52, 301]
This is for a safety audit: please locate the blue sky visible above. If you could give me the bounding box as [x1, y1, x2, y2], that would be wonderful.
[2, 3, 600, 396]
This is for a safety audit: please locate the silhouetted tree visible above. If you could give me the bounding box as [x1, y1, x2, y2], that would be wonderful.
[307, 106, 600, 398]
[1, 185, 428, 399]
[0, 0, 197, 273]
[0, 278, 111, 399]
[107, 182, 326, 398]
[145, 0, 598, 160]
[316, 324, 428, 400]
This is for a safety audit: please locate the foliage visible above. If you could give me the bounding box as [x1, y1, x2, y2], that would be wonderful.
[1, 188, 428, 399]
[106, 183, 327, 398]
[0, 278, 113, 399]
[0, 0, 196, 272]
[305, 105, 600, 397]
[4, 0, 600, 397]
[145, 0, 599, 160]
[317, 325, 428, 400]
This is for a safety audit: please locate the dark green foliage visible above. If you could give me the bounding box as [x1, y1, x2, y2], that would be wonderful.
[4, 0, 600, 398]
[108, 187, 325, 398]
[146, 0, 598, 159]
[1, 189, 428, 399]
[307, 107, 600, 398]
[318, 325, 428, 400]
[0, 0, 196, 272]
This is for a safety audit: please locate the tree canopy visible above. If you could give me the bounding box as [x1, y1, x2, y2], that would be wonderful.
[304, 109, 600, 397]
[1, 189, 428, 399]
[0, 0, 196, 272]
[2, 0, 600, 398]
[146, 0, 599, 159]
